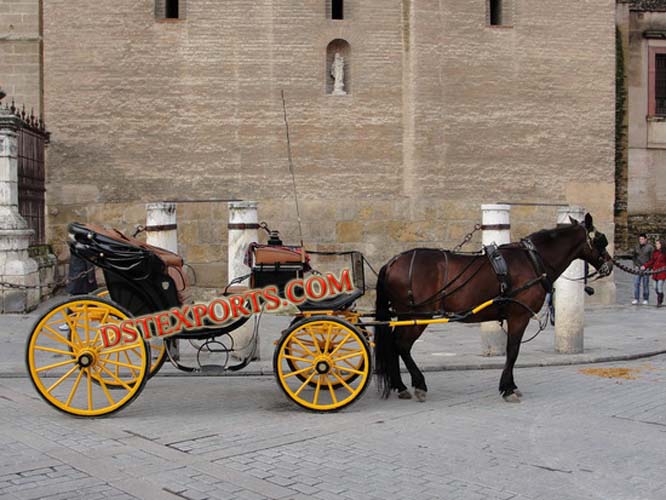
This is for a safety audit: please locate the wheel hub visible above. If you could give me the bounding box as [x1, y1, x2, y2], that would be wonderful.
[315, 359, 331, 374]
[77, 349, 96, 368]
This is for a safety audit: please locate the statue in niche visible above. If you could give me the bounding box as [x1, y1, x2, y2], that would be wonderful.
[330, 52, 347, 95]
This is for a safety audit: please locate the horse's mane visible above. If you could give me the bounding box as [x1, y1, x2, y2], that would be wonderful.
[499, 223, 582, 249]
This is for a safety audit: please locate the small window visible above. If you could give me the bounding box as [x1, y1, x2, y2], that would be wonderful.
[166, 0, 178, 19]
[489, 0, 502, 26]
[487, 0, 512, 27]
[656, 54, 666, 116]
[649, 47, 666, 117]
[332, 0, 344, 20]
[156, 0, 185, 20]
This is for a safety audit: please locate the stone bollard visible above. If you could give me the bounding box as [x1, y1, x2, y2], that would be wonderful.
[479, 204, 511, 357]
[145, 202, 179, 357]
[228, 201, 259, 359]
[554, 206, 586, 354]
[145, 202, 178, 253]
[0, 109, 39, 312]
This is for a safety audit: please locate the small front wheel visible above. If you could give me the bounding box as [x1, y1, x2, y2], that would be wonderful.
[274, 316, 371, 412]
[26, 296, 149, 417]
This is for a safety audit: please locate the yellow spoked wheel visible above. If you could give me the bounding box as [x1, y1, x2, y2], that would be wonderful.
[274, 316, 371, 412]
[26, 296, 149, 417]
[89, 287, 166, 379]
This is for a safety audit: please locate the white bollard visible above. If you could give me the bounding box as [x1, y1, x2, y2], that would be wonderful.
[554, 206, 586, 354]
[228, 201, 259, 359]
[145, 202, 178, 253]
[145, 202, 179, 357]
[479, 204, 511, 357]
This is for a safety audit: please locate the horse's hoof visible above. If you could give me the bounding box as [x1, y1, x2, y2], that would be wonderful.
[414, 388, 427, 402]
[502, 393, 521, 403]
[514, 389, 523, 398]
[398, 390, 412, 400]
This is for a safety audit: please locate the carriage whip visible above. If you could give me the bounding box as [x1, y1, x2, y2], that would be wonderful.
[281, 90, 305, 261]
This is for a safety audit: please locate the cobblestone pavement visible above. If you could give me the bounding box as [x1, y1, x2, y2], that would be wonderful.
[2, 353, 666, 500]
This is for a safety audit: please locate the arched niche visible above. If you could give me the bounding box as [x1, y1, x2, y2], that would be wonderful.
[326, 39, 351, 95]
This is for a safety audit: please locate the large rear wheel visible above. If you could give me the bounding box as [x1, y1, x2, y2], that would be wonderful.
[26, 296, 149, 417]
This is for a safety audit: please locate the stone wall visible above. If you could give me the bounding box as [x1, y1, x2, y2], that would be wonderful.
[0, 0, 41, 114]
[42, 1, 617, 301]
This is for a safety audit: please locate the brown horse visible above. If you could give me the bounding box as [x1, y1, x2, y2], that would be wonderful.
[374, 214, 613, 403]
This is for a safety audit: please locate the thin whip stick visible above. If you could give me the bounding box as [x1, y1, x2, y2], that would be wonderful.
[281, 90, 305, 259]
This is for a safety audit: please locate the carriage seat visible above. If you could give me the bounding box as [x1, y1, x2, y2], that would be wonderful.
[297, 288, 364, 312]
[79, 223, 192, 305]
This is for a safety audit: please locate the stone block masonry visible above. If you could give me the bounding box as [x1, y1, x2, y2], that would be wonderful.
[40, 0, 616, 302]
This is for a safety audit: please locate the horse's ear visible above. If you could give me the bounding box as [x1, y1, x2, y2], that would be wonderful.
[569, 216, 579, 225]
[584, 213, 593, 231]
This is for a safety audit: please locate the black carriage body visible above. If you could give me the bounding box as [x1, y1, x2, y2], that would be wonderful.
[67, 222, 247, 340]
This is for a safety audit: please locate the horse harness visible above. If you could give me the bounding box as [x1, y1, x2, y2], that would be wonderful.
[394, 239, 553, 316]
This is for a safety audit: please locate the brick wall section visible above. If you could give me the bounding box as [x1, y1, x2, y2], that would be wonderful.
[42, 0, 616, 297]
[0, 0, 41, 113]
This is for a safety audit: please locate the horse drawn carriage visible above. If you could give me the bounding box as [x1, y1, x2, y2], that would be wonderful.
[25, 215, 613, 417]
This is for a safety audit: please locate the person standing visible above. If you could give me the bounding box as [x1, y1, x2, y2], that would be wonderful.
[632, 233, 654, 305]
[642, 239, 666, 307]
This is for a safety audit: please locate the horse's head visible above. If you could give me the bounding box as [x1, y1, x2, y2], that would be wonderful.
[572, 213, 613, 278]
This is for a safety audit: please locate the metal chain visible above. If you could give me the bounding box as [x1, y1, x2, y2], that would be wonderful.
[611, 257, 666, 276]
[452, 224, 482, 253]
[0, 268, 94, 291]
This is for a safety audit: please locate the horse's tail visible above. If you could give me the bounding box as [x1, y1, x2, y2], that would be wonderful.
[374, 263, 395, 399]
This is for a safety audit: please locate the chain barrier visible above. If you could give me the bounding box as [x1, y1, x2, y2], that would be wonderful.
[452, 224, 482, 253]
[611, 256, 666, 277]
[0, 268, 93, 291]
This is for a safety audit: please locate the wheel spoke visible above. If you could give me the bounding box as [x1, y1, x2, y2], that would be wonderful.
[290, 337, 316, 358]
[282, 354, 313, 363]
[99, 356, 142, 372]
[331, 371, 355, 394]
[90, 309, 110, 346]
[325, 375, 338, 404]
[35, 358, 77, 373]
[98, 364, 133, 391]
[324, 323, 333, 353]
[100, 343, 144, 356]
[95, 369, 116, 406]
[332, 350, 364, 362]
[313, 375, 322, 405]
[304, 328, 322, 354]
[123, 349, 140, 377]
[65, 368, 85, 407]
[83, 305, 91, 344]
[328, 331, 353, 357]
[283, 365, 315, 379]
[41, 326, 77, 350]
[86, 367, 93, 411]
[336, 365, 365, 376]
[46, 365, 79, 394]
[294, 371, 317, 397]
[34, 345, 75, 356]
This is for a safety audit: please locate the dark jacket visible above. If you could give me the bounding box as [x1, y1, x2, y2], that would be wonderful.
[633, 242, 654, 267]
[66, 254, 98, 295]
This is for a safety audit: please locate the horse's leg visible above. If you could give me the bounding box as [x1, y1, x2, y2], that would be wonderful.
[389, 327, 409, 397]
[499, 313, 529, 403]
[397, 326, 428, 402]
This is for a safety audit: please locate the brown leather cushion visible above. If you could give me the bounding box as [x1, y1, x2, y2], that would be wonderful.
[253, 246, 305, 265]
